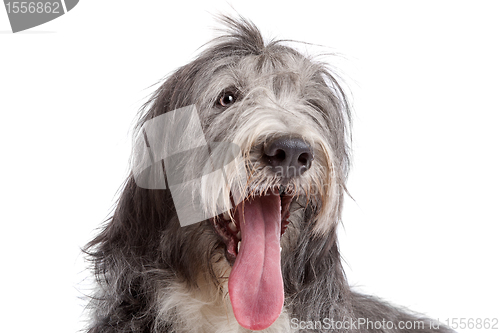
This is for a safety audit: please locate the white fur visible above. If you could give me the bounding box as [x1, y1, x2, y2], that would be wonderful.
[155, 279, 294, 333]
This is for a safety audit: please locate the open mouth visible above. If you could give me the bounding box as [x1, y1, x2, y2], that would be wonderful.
[212, 188, 292, 264]
[211, 187, 293, 331]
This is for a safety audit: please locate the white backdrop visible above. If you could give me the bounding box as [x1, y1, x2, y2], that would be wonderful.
[1, 1, 498, 332]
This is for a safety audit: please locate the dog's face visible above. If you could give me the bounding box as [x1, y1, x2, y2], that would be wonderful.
[130, 17, 351, 331]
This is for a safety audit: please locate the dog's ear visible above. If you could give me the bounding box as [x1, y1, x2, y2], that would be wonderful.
[85, 176, 176, 260]
[83, 174, 173, 332]
[281, 207, 352, 322]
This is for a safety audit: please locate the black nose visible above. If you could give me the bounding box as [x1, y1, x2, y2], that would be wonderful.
[263, 136, 313, 178]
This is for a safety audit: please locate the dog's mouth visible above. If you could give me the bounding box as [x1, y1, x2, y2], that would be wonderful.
[211, 187, 293, 330]
[212, 189, 292, 264]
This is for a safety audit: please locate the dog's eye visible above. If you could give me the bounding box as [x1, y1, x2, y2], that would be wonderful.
[217, 91, 238, 108]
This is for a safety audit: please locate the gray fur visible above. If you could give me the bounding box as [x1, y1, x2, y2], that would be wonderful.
[84, 15, 454, 333]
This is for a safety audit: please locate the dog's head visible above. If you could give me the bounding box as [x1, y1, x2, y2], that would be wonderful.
[90, 15, 351, 331]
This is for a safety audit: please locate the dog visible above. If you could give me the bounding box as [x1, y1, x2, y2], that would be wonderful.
[85, 15, 454, 333]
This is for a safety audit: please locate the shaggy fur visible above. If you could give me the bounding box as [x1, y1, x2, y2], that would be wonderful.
[85, 16, 454, 333]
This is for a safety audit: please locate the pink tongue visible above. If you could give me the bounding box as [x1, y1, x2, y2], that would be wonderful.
[228, 192, 284, 330]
